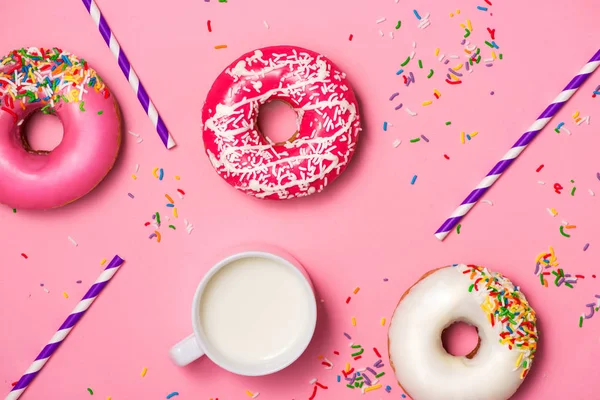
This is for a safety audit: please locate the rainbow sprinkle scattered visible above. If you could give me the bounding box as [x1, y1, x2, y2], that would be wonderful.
[455, 264, 537, 379]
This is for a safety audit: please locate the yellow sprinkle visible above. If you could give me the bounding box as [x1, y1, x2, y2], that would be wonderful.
[452, 63, 463, 71]
[173, 208, 178, 218]
[152, 167, 159, 178]
[422, 100, 433, 106]
[351, 317, 357, 326]
[550, 208, 558, 216]
[461, 131, 466, 144]
[492, 51, 497, 59]
[467, 19, 473, 31]
[381, 317, 386, 326]
[353, 287, 360, 294]
[100, 258, 107, 265]
[572, 111, 580, 119]
[345, 363, 351, 372]
[433, 89, 441, 97]
[63, 292, 69, 299]
[175, 175, 181, 180]
[435, 48, 440, 56]
[515, 352, 524, 368]
[215, 45, 228, 50]
[365, 384, 382, 393]
[450, 13, 454, 17]
[141, 367, 148, 377]
[107, 397, 111, 400]
[165, 194, 175, 204]
[456, 9, 461, 14]
[460, 23, 465, 28]
[131, 174, 137, 180]
[470, 131, 479, 137]
[245, 390, 254, 397]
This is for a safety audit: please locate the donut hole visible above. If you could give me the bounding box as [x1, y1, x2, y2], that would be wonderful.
[21, 112, 64, 153]
[257, 100, 299, 145]
[441, 321, 481, 358]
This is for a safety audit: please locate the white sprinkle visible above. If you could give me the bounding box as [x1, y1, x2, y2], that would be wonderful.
[589, 189, 595, 196]
[17, 119, 24, 126]
[438, 54, 445, 61]
[376, 17, 386, 24]
[546, 208, 556, 217]
[576, 118, 585, 126]
[379, 30, 384, 37]
[561, 220, 569, 226]
[68, 236, 78, 247]
[481, 199, 494, 206]
[136, 137, 143, 143]
[252, 392, 259, 399]
[537, 181, 545, 185]
[410, 51, 416, 59]
[135, 164, 139, 173]
[389, 31, 394, 39]
[43, 287, 49, 293]
[263, 20, 269, 29]
[586, 116, 591, 125]
[128, 131, 140, 137]
[412, 41, 417, 48]
[405, 107, 417, 116]
[392, 139, 401, 148]
[449, 54, 459, 59]
[309, 378, 317, 385]
[561, 127, 571, 135]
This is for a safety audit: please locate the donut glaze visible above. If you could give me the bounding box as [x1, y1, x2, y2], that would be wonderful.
[202, 46, 361, 199]
[0, 47, 121, 209]
[388, 265, 538, 400]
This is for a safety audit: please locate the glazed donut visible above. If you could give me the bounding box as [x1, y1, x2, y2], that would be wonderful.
[388, 264, 538, 400]
[0, 47, 121, 209]
[202, 46, 361, 199]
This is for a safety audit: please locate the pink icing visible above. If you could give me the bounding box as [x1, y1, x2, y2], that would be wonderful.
[202, 46, 361, 200]
[0, 48, 121, 209]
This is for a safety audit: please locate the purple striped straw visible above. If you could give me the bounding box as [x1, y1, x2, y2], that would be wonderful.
[435, 49, 600, 240]
[6, 255, 125, 400]
[81, 0, 176, 149]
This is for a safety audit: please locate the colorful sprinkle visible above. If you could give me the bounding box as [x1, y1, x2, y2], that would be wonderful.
[166, 392, 179, 399]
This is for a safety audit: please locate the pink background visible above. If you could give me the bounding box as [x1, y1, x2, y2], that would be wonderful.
[1, 0, 600, 399]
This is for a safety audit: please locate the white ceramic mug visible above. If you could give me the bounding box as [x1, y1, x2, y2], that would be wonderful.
[169, 248, 317, 376]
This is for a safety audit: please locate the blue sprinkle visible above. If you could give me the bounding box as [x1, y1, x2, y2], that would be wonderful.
[166, 392, 179, 399]
[466, 134, 472, 140]
[557, 122, 565, 129]
[61, 55, 72, 66]
[477, 5, 488, 11]
[411, 175, 417, 185]
[413, 9, 421, 20]
[337, 375, 341, 382]
[166, 203, 175, 207]
[159, 168, 164, 180]
[383, 122, 388, 131]
[396, 68, 404, 75]
[491, 41, 499, 49]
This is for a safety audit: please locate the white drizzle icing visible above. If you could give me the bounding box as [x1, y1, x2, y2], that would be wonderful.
[202, 47, 361, 199]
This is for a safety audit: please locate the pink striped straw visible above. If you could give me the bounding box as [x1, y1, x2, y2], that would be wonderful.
[435, 49, 600, 240]
[81, 0, 176, 149]
[5, 255, 125, 400]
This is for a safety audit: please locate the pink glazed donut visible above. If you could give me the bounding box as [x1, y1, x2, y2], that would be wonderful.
[0, 47, 121, 209]
[202, 46, 361, 199]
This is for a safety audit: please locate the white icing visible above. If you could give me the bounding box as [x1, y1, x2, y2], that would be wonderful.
[203, 47, 361, 199]
[388, 265, 532, 400]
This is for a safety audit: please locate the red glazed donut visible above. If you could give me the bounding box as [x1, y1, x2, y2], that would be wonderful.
[202, 46, 361, 199]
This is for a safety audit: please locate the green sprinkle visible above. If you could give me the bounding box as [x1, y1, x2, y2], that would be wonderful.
[418, 59, 423, 68]
[156, 212, 161, 225]
[427, 69, 434, 79]
[79, 101, 85, 112]
[351, 348, 364, 357]
[559, 226, 570, 238]
[499, 53, 503, 60]
[12, 208, 17, 213]
[346, 384, 354, 389]
[87, 388, 93, 395]
[445, 121, 451, 126]
[539, 273, 544, 285]
[410, 138, 420, 143]
[571, 187, 576, 196]
[97, 110, 103, 115]
[351, 344, 362, 348]
[395, 20, 401, 29]
[457, 224, 461, 234]
[468, 283, 474, 292]
[400, 56, 411, 67]
[464, 28, 471, 38]
[375, 372, 385, 378]
[579, 316, 583, 327]
[565, 282, 574, 289]
[169, 225, 176, 230]
[485, 41, 494, 48]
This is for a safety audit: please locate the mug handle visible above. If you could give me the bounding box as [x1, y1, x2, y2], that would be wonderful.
[169, 334, 205, 366]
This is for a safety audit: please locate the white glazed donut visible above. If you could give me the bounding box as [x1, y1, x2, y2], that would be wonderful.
[388, 264, 538, 400]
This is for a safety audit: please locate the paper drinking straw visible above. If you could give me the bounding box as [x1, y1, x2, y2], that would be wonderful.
[5, 255, 125, 400]
[81, 0, 176, 149]
[435, 49, 600, 241]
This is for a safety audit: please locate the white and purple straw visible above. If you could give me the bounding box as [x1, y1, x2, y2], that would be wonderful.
[81, 0, 176, 149]
[5, 255, 125, 400]
[435, 49, 600, 241]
